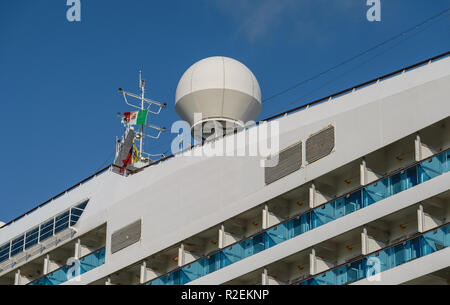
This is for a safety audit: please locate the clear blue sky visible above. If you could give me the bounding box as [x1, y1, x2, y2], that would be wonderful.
[0, 0, 449, 222]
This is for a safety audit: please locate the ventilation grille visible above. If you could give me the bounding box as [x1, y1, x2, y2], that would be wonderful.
[111, 219, 141, 254]
[306, 125, 335, 164]
[265, 142, 302, 185]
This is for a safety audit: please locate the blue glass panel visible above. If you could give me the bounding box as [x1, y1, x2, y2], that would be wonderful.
[301, 213, 311, 233]
[446, 151, 450, 173]
[376, 248, 391, 272]
[313, 270, 336, 285]
[25, 227, 39, 250]
[390, 172, 403, 195]
[251, 232, 266, 255]
[445, 225, 450, 247]
[266, 223, 290, 247]
[0, 243, 10, 263]
[182, 259, 206, 282]
[29, 248, 105, 285]
[222, 243, 244, 267]
[76, 200, 88, 210]
[346, 260, 364, 283]
[55, 211, 69, 234]
[47, 267, 68, 285]
[335, 265, 349, 285]
[335, 197, 345, 218]
[422, 227, 445, 255]
[10, 235, 24, 257]
[311, 201, 335, 227]
[204, 252, 221, 274]
[419, 155, 443, 182]
[149, 274, 170, 285]
[363, 178, 389, 206]
[70, 208, 83, 226]
[344, 190, 362, 215]
[404, 166, 418, 189]
[392, 242, 408, 266]
[409, 237, 421, 261]
[39, 219, 54, 242]
[289, 216, 302, 238]
[177, 269, 190, 285]
[69, 201, 88, 226]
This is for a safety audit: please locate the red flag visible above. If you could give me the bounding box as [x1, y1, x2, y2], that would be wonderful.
[120, 147, 133, 173]
[123, 112, 131, 123]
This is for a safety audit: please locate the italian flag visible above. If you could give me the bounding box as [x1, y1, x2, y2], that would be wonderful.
[129, 110, 148, 125]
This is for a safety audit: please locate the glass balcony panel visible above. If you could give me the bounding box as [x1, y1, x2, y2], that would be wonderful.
[363, 178, 389, 206]
[10, 235, 24, 257]
[39, 219, 55, 242]
[148, 274, 170, 285]
[335, 197, 346, 218]
[289, 216, 303, 238]
[205, 252, 222, 274]
[0, 243, 10, 263]
[55, 211, 70, 234]
[311, 201, 335, 227]
[222, 243, 244, 267]
[404, 166, 418, 189]
[79, 248, 106, 273]
[70, 208, 83, 226]
[346, 260, 365, 283]
[251, 232, 266, 255]
[421, 227, 446, 255]
[419, 155, 443, 182]
[175, 269, 189, 285]
[344, 190, 362, 215]
[390, 172, 403, 195]
[446, 151, 450, 172]
[314, 270, 336, 285]
[392, 242, 408, 266]
[445, 225, 450, 247]
[25, 227, 39, 250]
[335, 265, 349, 285]
[182, 259, 206, 282]
[409, 237, 421, 261]
[266, 223, 290, 247]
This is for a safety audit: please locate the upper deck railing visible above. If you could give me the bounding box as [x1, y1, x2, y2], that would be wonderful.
[1, 51, 449, 230]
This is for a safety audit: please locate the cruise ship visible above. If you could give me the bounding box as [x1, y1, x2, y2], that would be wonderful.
[0, 51, 449, 286]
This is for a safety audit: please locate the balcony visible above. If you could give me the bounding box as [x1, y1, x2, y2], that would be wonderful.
[294, 222, 449, 285]
[28, 247, 105, 285]
[143, 148, 449, 285]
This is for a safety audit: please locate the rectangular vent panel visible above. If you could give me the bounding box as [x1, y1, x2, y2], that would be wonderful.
[305, 125, 335, 164]
[265, 142, 302, 185]
[111, 219, 141, 254]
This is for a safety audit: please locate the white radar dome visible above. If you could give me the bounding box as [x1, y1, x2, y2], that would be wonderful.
[175, 56, 261, 140]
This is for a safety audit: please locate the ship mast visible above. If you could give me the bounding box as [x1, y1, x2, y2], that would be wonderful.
[117, 71, 167, 168]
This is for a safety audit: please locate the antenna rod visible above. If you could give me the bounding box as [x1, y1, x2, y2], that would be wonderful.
[139, 70, 144, 161]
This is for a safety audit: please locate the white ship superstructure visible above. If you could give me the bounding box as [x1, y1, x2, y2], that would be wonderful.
[0, 52, 449, 285]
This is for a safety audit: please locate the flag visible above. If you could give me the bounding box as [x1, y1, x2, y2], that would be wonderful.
[132, 140, 139, 163]
[120, 147, 133, 173]
[129, 110, 148, 126]
[123, 112, 131, 122]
